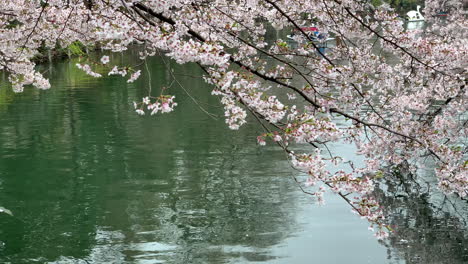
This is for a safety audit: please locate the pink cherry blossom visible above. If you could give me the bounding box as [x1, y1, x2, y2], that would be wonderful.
[100, 55, 110, 64]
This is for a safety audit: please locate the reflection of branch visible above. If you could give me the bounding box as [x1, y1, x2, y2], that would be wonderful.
[442, 195, 468, 226]
[379, 192, 468, 263]
[378, 166, 468, 227]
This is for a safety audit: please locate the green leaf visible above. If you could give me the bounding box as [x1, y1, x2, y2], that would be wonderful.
[375, 170, 384, 179]
[67, 41, 85, 56]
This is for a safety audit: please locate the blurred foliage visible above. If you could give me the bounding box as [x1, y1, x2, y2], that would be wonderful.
[67, 41, 87, 57]
[31, 41, 92, 63]
[370, 0, 383, 7]
[371, 0, 424, 11]
[387, 0, 424, 10]
[373, 163, 468, 264]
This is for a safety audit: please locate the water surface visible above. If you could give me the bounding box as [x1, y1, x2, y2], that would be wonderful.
[0, 51, 466, 263]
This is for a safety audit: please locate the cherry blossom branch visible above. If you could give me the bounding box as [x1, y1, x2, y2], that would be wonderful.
[131, 2, 443, 162]
[262, 0, 391, 126]
[0, 11, 16, 17]
[16, 0, 49, 60]
[57, 6, 76, 41]
[340, 3, 454, 78]
[263, 0, 336, 66]
[159, 54, 219, 120]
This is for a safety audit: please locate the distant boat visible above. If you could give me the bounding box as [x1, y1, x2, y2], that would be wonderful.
[287, 27, 334, 42]
[407, 5, 425, 22]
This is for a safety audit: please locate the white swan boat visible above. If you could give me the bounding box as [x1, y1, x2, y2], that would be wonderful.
[407, 5, 425, 22]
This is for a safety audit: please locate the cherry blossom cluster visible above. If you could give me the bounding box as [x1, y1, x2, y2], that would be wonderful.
[328, 171, 374, 195]
[108, 65, 142, 83]
[257, 132, 282, 146]
[134, 95, 178, 115]
[290, 149, 389, 234]
[290, 150, 328, 181]
[76, 55, 143, 83]
[353, 196, 389, 240]
[284, 109, 342, 144]
[76, 63, 102, 77]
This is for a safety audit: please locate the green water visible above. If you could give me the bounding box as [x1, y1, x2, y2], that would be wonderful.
[0, 51, 467, 264]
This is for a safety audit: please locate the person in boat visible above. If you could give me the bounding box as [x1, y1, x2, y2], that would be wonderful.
[289, 26, 326, 41]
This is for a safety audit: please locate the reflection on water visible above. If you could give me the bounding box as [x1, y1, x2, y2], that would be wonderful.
[406, 21, 425, 31]
[0, 52, 466, 263]
[0, 55, 309, 263]
[375, 164, 468, 264]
